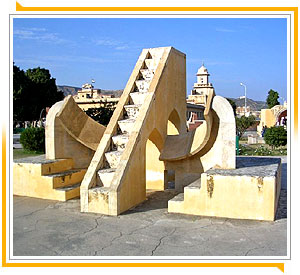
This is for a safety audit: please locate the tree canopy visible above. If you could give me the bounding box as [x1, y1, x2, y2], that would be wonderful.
[226, 98, 237, 116]
[266, 89, 280, 109]
[264, 126, 287, 149]
[84, 105, 115, 126]
[236, 115, 256, 138]
[13, 64, 64, 122]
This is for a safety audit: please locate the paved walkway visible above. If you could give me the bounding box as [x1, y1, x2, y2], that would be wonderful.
[13, 157, 287, 257]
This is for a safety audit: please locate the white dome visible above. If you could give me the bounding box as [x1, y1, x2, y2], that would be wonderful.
[197, 65, 209, 75]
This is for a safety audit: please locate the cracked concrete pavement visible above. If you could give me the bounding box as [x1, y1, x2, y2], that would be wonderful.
[13, 156, 287, 257]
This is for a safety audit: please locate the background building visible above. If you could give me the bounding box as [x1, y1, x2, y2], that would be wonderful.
[73, 83, 119, 111]
[257, 104, 287, 136]
[187, 64, 214, 106]
[186, 64, 214, 130]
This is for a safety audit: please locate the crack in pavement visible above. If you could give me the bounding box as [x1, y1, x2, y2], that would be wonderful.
[58, 216, 103, 255]
[151, 228, 176, 256]
[231, 227, 277, 256]
[245, 246, 267, 256]
[126, 221, 156, 236]
[97, 231, 123, 253]
[14, 205, 49, 219]
[93, 221, 156, 256]
[239, 229, 260, 244]
[59, 219, 154, 256]
[21, 219, 40, 234]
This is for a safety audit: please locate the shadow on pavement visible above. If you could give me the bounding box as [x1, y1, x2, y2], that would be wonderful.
[276, 189, 287, 220]
[123, 189, 179, 215]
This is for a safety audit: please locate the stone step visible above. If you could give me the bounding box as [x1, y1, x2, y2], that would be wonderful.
[105, 150, 123, 169]
[44, 169, 86, 189]
[54, 183, 81, 201]
[168, 193, 185, 213]
[97, 168, 116, 187]
[118, 118, 136, 134]
[184, 179, 201, 190]
[145, 58, 157, 70]
[88, 186, 110, 197]
[14, 155, 74, 176]
[140, 68, 154, 81]
[169, 192, 184, 202]
[135, 79, 150, 92]
[124, 104, 142, 119]
[130, 92, 148, 105]
[112, 134, 129, 151]
[183, 179, 202, 199]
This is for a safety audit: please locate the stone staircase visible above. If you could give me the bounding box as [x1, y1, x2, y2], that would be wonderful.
[13, 156, 86, 201]
[81, 47, 186, 215]
[168, 157, 282, 221]
[89, 52, 160, 193]
[168, 179, 201, 213]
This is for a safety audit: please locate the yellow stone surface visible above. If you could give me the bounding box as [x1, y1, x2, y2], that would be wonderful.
[160, 89, 215, 161]
[15, 45, 277, 222]
[81, 47, 187, 215]
[87, 187, 110, 215]
[13, 157, 86, 201]
[46, 96, 106, 169]
[162, 95, 236, 192]
[169, 160, 281, 221]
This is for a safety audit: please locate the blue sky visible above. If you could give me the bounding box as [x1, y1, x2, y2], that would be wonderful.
[13, 18, 287, 101]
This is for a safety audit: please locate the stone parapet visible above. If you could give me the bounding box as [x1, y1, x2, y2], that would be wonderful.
[168, 156, 281, 221]
[14, 155, 86, 201]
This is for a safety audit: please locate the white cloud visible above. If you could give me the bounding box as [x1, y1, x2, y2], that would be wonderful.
[215, 27, 236, 33]
[14, 27, 68, 44]
[14, 55, 116, 65]
[93, 37, 130, 51]
[94, 38, 120, 46]
[25, 27, 47, 32]
[115, 45, 129, 50]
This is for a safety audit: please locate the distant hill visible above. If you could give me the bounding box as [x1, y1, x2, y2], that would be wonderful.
[100, 89, 123, 98]
[57, 85, 81, 96]
[57, 85, 267, 111]
[57, 85, 123, 98]
[228, 97, 267, 111]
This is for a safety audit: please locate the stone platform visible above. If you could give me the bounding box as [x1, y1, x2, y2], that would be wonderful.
[13, 155, 86, 201]
[169, 157, 281, 221]
[12, 156, 286, 256]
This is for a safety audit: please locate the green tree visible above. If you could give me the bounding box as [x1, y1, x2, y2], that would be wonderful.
[266, 89, 280, 108]
[236, 115, 256, 138]
[20, 127, 45, 152]
[226, 98, 237, 116]
[13, 64, 30, 122]
[264, 126, 287, 149]
[13, 65, 64, 122]
[84, 105, 115, 126]
[25, 67, 64, 120]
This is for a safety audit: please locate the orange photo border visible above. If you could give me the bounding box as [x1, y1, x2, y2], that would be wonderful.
[2, 2, 298, 272]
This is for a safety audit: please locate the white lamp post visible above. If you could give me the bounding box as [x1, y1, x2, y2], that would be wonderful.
[240, 83, 247, 116]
